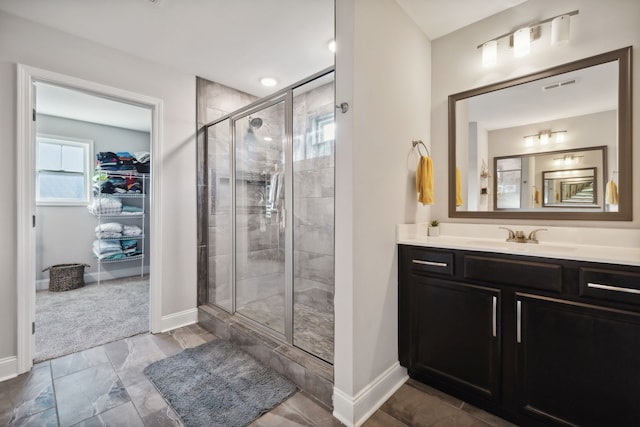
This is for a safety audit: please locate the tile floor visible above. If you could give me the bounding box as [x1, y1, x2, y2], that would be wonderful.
[0, 323, 513, 427]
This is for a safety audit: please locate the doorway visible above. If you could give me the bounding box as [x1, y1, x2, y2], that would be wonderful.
[16, 65, 163, 374]
[33, 82, 152, 362]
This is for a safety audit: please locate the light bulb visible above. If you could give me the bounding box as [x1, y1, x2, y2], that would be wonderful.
[513, 27, 531, 58]
[482, 40, 498, 67]
[539, 132, 549, 145]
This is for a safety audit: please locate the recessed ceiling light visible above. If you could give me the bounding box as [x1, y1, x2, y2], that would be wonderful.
[260, 77, 277, 87]
[328, 39, 336, 53]
[264, 136, 273, 142]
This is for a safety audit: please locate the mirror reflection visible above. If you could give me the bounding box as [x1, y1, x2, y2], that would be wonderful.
[449, 47, 631, 220]
[544, 167, 598, 207]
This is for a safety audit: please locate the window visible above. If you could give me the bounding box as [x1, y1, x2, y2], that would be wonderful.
[36, 136, 93, 205]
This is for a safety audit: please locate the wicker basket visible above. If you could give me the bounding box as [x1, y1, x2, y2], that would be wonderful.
[43, 263, 90, 292]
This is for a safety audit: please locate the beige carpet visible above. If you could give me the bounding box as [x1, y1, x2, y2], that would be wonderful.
[35, 276, 149, 362]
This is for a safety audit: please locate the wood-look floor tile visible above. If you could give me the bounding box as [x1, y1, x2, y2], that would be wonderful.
[381, 384, 467, 427]
[362, 410, 408, 427]
[249, 392, 343, 427]
[461, 403, 517, 427]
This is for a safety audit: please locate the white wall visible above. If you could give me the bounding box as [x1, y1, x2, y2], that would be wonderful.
[334, 0, 430, 424]
[0, 10, 196, 359]
[35, 115, 151, 283]
[431, 0, 640, 227]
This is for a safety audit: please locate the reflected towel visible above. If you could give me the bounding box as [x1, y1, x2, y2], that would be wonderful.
[416, 156, 434, 205]
[606, 180, 619, 205]
[456, 167, 463, 207]
[534, 189, 541, 204]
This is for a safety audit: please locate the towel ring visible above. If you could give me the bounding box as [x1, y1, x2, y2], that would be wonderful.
[412, 140, 430, 157]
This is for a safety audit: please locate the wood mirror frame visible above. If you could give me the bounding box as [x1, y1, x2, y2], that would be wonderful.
[448, 46, 631, 221]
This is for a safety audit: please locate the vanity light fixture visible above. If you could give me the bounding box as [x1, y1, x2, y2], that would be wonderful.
[523, 130, 567, 146]
[477, 10, 578, 66]
[260, 77, 278, 87]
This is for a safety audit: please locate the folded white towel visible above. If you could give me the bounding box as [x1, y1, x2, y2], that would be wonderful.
[123, 225, 143, 236]
[95, 222, 123, 234]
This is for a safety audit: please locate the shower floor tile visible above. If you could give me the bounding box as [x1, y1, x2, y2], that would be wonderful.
[237, 294, 334, 363]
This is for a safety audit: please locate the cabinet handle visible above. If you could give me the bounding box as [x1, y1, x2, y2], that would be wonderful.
[587, 282, 640, 295]
[492, 296, 497, 337]
[516, 300, 522, 344]
[412, 259, 448, 267]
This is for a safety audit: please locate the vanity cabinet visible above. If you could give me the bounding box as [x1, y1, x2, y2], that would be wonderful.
[516, 293, 640, 426]
[399, 244, 640, 426]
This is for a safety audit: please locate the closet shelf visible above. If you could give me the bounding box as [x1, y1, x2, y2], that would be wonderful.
[94, 213, 145, 219]
[96, 254, 144, 264]
[92, 164, 147, 283]
[97, 235, 145, 241]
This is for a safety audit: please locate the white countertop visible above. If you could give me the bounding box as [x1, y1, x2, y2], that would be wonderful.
[397, 223, 640, 267]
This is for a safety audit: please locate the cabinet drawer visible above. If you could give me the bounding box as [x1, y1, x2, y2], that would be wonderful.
[408, 248, 454, 276]
[464, 255, 562, 292]
[580, 267, 640, 306]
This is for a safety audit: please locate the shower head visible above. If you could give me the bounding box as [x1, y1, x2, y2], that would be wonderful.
[249, 117, 263, 130]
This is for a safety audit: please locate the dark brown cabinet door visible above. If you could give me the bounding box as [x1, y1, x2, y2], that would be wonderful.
[410, 276, 501, 402]
[516, 294, 640, 426]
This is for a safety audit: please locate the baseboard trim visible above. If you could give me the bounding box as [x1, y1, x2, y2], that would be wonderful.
[159, 308, 198, 332]
[0, 356, 18, 382]
[333, 362, 408, 427]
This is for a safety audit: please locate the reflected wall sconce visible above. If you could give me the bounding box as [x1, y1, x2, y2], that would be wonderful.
[523, 130, 567, 146]
[479, 10, 578, 67]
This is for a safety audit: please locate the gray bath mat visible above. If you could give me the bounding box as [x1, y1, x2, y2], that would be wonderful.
[143, 339, 297, 427]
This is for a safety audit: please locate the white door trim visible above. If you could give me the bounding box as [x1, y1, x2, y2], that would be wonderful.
[16, 64, 164, 374]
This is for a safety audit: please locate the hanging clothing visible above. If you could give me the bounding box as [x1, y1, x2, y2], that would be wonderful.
[416, 156, 434, 205]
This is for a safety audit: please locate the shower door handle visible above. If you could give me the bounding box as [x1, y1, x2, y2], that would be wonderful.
[281, 208, 286, 229]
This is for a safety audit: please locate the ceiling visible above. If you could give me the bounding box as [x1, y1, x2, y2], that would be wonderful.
[0, 0, 526, 131]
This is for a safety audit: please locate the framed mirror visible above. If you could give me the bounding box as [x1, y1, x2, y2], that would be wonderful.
[449, 46, 631, 220]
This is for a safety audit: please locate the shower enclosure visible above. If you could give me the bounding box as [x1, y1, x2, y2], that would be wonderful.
[206, 70, 335, 363]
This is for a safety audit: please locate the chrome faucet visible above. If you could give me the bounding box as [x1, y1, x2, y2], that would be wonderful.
[499, 227, 547, 243]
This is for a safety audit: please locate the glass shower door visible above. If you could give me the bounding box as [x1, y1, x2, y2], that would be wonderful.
[292, 72, 335, 363]
[234, 100, 288, 336]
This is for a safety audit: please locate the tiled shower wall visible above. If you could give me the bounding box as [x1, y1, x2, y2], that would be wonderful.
[196, 77, 257, 306]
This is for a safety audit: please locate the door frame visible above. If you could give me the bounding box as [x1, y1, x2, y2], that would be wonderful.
[16, 64, 164, 374]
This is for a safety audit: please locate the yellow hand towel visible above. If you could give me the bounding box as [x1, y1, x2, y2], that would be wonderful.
[605, 180, 619, 205]
[456, 167, 463, 207]
[416, 156, 434, 205]
[534, 189, 541, 204]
